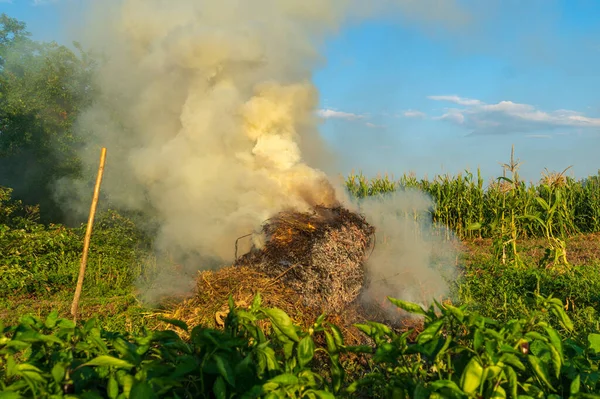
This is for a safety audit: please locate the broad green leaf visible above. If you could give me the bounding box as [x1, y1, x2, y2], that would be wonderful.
[21, 370, 46, 383]
[499, 353, 526, 371]
[213, 376, 226, 399]
[89, 334, 110, 355]
[324, 331, 337, 354]
[5, 356, 17, 376]
[491, 385, 507, 399]
[51, 363, 65, 384]
[460, 357, 483, 394]
[430, 380, 463, 394]
[283, 339, 295, 360]
[297, 335, 315, 368]
[330, 363, 344, 394]
[417, 319, 445, 345]
[107, 376, 119, 399]
[547, 343, 561, 379]
[44, 311, 59, 329]
[353, 323, 373, 337]
[262, 308, 299, 342]
[0, 393, 23, 399]
[57, 319, 76, 329]
[268, 373, 299, 386]
[15, 331, 45, 343]
[329, 324, 344, 347]
[545, 297, 564, 308]
[524, 332, 548, 342]
[387, 297, 427, 316]
[251, 292, 262, 310]
[81, 355, 134, 369]
[121, 374, 134, 397]
[529, 340, 552, 364]
[213, 354, 235, 387]
[130, 382, 157, 399]
[15, 363, 43, 373]
[543, 326, 564, 363]
[414, 335, 446, 359]
[503, 366, 518, 398]
[587, 333, 600, 354]
[570, 374, 580, 394]
[522, 382, 544, 397]
[256, 345, 279, 372]
[527, 355, 554, 391]
[549, 304, 574, 332]
[443, 303, 465, 322]
[263, 390, 278, 398]
[535, 197, 550, 211]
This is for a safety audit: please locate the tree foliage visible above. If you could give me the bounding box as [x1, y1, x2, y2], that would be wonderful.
[0, 13, 96, 223]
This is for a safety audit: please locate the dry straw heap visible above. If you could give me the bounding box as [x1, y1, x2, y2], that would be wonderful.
[159, 206, 382, 341]
[235, 205, 375, 313]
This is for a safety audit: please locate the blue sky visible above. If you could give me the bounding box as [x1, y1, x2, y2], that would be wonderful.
[2, 0, 600, 182]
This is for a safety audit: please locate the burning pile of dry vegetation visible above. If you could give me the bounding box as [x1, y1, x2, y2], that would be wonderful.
[159, 205, 390, 342]
[235, 205, 375, 313]
[160, 265, 375, 345]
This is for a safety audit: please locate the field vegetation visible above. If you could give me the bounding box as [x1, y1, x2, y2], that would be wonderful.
[3, 165, 600, 397]
[1, 13, 600, 399]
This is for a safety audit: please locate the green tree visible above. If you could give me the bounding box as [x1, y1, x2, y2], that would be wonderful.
[0, 14, 96, 223]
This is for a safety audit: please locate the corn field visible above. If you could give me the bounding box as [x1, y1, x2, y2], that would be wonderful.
[345, 168, 600, 241]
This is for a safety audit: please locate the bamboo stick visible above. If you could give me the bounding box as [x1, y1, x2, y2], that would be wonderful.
[71, 147, 107, 322]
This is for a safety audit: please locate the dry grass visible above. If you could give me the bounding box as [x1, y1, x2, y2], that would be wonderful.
[157, 265, 381, 345]
[235, 205, 375, 313]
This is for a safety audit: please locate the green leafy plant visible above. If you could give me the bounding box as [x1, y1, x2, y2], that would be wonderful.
[346, 295, 600, 399]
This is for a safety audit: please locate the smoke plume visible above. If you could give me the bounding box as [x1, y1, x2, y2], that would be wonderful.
[62, 0, 468, 302]
[354, 191, 460, 315]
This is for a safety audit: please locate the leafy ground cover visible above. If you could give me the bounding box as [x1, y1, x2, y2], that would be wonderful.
[1, 293, 599, 398]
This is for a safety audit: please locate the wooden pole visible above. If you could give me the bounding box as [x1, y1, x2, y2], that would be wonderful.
[71, 147, 107, 322]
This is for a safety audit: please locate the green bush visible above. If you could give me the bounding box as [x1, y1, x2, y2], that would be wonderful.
[1, 294, 599, 398]
[0, 186, 152, 297]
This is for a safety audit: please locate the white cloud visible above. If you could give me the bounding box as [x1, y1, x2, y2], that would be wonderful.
[402, 109, 427, 118]
[429, 95, 600, 135]
[317, 108, 365, 121]
[428, 95, 482, 106]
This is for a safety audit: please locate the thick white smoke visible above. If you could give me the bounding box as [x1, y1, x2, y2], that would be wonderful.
[60, 0, 468, 301]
